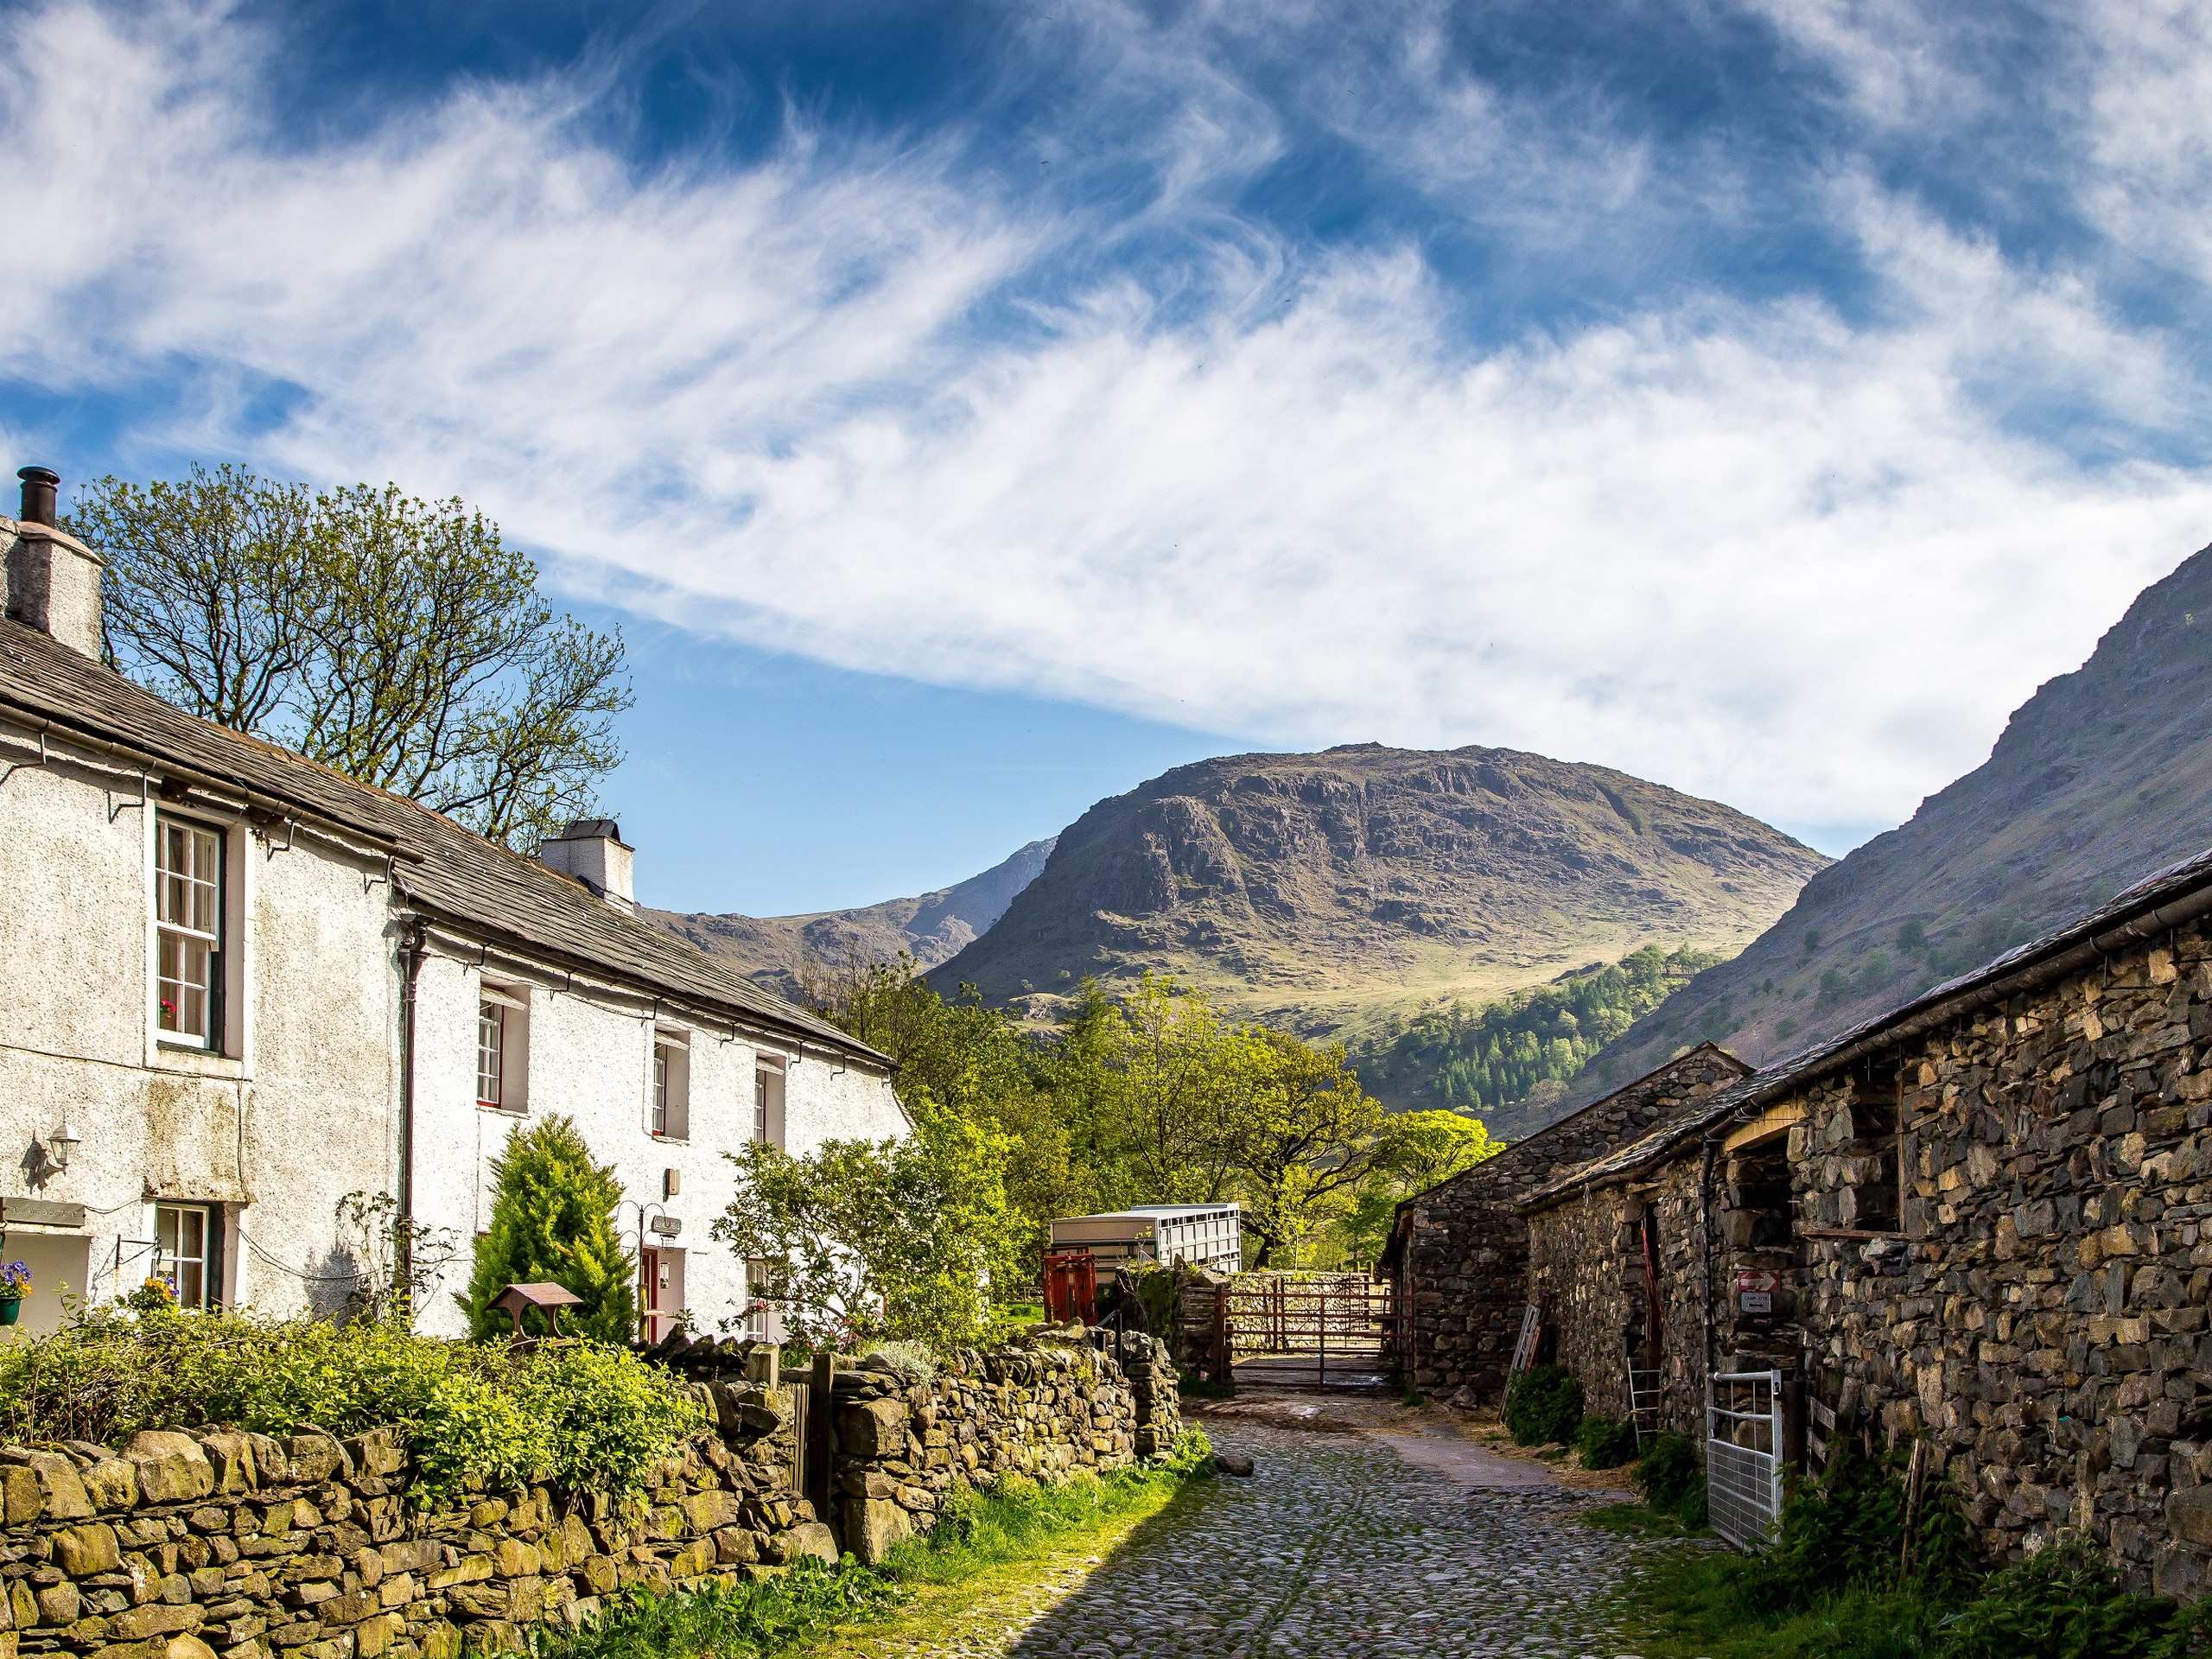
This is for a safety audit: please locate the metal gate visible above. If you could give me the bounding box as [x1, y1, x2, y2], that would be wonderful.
[1707, 1370, 1785, 1550]
[1224, 1273, 1408, 1391]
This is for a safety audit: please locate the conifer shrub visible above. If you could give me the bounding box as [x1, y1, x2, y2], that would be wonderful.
[462, 1116, 637, 1342]
[1573, 1413, 1639, 1469]
[1503, 1363, 1583, 1446]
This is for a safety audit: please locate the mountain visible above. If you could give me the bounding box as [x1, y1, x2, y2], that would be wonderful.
[647, 838, 1057, 1000]
[926, 744, 1829, 1092]
[1566, 539, 2212, 1106]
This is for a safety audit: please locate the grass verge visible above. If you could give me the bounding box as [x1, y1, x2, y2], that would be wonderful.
[1578, 1501, 1705, 1541]
[1613, 1541, 1945, 1659]
[1603, 1500, 2212, 1659]
[533, 1427, 1215, 1659]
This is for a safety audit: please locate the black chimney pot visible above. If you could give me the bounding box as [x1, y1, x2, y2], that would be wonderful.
[16, 467, 58, 528]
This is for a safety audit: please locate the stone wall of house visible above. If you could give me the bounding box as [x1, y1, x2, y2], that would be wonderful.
[1398, 1046, 1749, 1405]
[1527, 1153, 1712, 1440]
[1783, 919, 2212, 1596]
[830, 1332, 1183, 1565]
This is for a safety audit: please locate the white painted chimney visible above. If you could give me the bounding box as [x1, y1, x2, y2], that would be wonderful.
[5, 467, 104, 659]
[538, 818, 634, 911]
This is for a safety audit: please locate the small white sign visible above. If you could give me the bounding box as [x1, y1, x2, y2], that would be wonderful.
[1739, 1291, 1773, 1314]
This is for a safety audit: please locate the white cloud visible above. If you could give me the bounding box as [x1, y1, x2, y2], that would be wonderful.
[3, 0, 2210, 840]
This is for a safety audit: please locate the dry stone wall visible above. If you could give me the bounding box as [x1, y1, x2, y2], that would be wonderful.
[0, 1333, 1181, 1659]
[0, 1386, 823, 1659]
[1396, 1046, 1748, 1404]
[830, 1332, 1182, 1565]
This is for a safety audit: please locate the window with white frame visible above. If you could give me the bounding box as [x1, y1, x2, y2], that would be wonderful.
[753, 1056, 785, 1148]
[652, 1029, 690, 1139]
[155, 1203, 221, 1309]
[478, 983, 528, 1109]
[744, 1257, 773, 1341]
[156, 815, 225, 1047]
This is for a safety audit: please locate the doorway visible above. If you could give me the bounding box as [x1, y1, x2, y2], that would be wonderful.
[639, 1248, 684, 1344]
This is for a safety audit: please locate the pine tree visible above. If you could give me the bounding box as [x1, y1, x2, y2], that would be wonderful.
[461, 1116, 637, 1342]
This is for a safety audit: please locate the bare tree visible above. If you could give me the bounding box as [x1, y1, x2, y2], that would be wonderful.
[74, 469, 632, 849]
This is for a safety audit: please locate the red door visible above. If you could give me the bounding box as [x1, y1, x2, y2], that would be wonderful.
[1043, 1250, 1097, 1325]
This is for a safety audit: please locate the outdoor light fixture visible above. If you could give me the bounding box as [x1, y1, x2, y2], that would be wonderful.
[48, 1123, 79, 1172]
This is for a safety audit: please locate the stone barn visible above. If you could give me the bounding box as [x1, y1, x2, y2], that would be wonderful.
[1380, 1043, 1751, 1404]
[1520, 843, 2212, 1592]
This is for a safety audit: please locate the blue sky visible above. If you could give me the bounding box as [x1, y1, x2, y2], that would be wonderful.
[5, 0, 2212, 913]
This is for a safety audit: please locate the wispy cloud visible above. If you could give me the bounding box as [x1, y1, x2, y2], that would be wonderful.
[3, 0, 2209, 841]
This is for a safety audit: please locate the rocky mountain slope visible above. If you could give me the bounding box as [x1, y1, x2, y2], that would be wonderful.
[1565, 538, 2212, 1108]
[647, 838, 1056, 1000]
[926, 746, 1828, 1072]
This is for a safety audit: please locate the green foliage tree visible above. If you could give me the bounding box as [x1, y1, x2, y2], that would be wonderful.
[1230, 1029, 1389, 1268]
[1332, 1109, 1499, 1264]
[1096, 972, 1246, 1205]
[800, 957, 1455, 1287]
[798, 954, 1128, 1265]
[461, 1116, 636, 1342]
[73, 467, 632, 849]
[712, 1095, 1020, 1347]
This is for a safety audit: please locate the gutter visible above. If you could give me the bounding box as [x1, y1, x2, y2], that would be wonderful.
[0, 705, 412, 866]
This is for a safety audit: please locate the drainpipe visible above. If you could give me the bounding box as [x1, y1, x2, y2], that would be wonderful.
[397, 918, 427, 1319]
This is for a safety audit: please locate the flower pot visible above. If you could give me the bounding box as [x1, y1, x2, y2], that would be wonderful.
[0, 1298, 22, 1326]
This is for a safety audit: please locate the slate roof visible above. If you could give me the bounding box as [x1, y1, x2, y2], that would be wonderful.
[1521, 838, 2212, 1211]
[0, 619, 888, 1067]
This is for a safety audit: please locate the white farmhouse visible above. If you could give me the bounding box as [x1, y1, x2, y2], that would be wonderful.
[0, 466, 906, 1339]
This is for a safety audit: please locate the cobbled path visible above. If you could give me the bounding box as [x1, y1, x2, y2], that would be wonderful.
[990, 1420, 1651, 1659]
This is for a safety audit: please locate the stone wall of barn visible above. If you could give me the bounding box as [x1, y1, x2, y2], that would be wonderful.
[1397, 1046, 1748, 1405]
[1527, 1153, 1712, 1440]
[1782, 918, 2212, 1595]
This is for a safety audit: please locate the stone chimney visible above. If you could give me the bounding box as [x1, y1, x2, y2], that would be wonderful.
[537, 819, 634, 911]
[4, 467, 104, 659]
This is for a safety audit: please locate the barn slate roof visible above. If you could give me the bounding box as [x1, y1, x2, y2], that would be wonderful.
[1521, 838, 2212, 1211]
[0, 618, 888, 1067]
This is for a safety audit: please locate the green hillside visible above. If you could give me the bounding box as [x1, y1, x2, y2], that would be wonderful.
[1351, 944, 1725, 1136]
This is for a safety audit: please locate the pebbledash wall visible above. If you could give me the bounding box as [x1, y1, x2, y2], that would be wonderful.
[0, 483, 906, 1342]
[1382, 1045, 1751, 1405]
[0, 1337, 1182, 1659]
[1516, 843, 2212, 1593]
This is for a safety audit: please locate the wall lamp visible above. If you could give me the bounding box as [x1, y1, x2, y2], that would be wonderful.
[46, 1123, 79, 1173]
